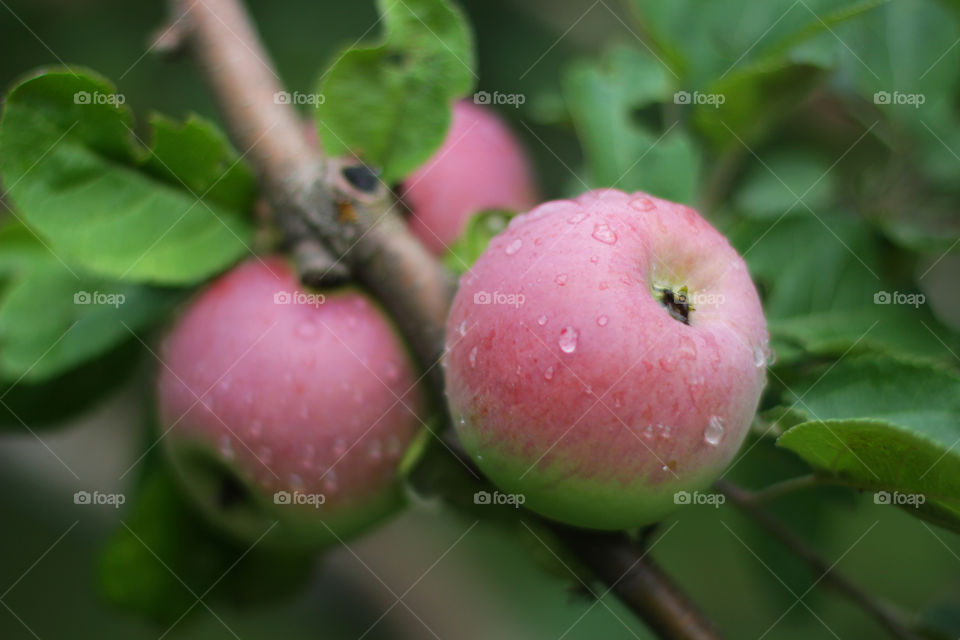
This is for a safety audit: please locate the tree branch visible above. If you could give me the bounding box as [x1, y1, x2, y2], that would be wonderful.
[744, 473, 829, 505]
[169, 1, 722, 637]
[716, 480, 919, 640]
[557, 528, 723, 640]
[173, 0, 453, 392]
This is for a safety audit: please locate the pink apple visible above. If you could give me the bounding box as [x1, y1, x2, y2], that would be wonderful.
[157, 257, 426, 548]
[443, 189, 768, 529]
[402, 100, 539, 255]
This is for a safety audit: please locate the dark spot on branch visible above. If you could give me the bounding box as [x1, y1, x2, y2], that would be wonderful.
[342, 164, 380, 193]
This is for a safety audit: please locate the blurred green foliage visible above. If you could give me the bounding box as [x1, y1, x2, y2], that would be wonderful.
[1, 0, 960, 638]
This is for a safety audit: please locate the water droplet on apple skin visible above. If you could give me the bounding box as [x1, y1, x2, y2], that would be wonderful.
[704, 416, 724, 446]
[629, 196, 656, 211]
[558, 327, 579, 353]
[591, 223, 617, 244]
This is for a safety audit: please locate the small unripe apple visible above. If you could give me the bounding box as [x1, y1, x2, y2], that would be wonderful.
[402, 100, 538, 255]
[444, 189, 768, 529]
[157, 257, 426, 549]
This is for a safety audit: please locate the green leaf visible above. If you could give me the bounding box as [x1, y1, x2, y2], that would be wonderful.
[142, 114, 257, 214]
[0, 340, 142, 430]
[732, 214, 882, 319]
[0, 221, 181, 383]
[0, 68, 255, 285]
[692, 62, 826, 149]
[777, 355, 960, 532]
[877, 197, 960, 256]
[631, 0, 888, 148]
[442, 209, 514, 274]
[563, 46, 699, 203]
[729, 213, 958, 365]
[0, 265, 179, 383]
[770, 307, 956, 365]
[0, 219, 47, 277]
[837, 0, 960, 129]
[99, 455, 314, 624]
[693, 0, 894, 147]
[631, 0, 889, 87]
[734, 151, 837, 219]
[316, 0, 475, 182]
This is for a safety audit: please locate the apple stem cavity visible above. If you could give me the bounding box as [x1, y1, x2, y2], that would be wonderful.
[655, 285, 693, 324]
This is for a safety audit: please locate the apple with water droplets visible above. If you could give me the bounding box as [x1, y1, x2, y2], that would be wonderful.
[157, 257, 427, 549]
[401, 100, 538, 255]
[444, 189, 768, 529]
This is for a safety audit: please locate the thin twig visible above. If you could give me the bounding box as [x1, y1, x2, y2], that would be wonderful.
[169, 1, 724, 637]
[746, 473, 827, 505]
[716, 480, 919, 640]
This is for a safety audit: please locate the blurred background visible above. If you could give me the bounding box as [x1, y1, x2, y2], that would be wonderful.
[2, 0, 960, 638]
